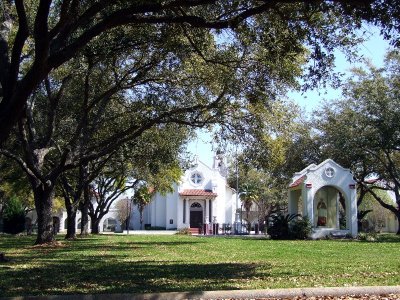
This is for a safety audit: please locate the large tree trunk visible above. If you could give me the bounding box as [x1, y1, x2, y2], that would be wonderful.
[140, 210, 143, 230]
[396, 212, 400, 235]
[80, 183, 90, 236]
[80, 200, 90, 236]
[91, 217, 100, 234]
[65, 203, 77, 239]
[33, 183, 55, 245]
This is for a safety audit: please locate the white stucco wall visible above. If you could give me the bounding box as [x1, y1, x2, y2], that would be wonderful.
[289, 159, 358, 238]
[146, 157, 236, 230]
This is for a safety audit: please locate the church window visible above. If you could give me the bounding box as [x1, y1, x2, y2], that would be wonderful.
[190, 172, 203, 185]
[325, 167, 335, 178]
[191, 202, 202, 208]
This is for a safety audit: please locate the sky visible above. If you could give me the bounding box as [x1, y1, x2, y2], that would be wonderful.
[187, 26, 392, 167]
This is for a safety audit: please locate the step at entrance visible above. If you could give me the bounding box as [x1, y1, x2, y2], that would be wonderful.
[188, 228, 201, 235]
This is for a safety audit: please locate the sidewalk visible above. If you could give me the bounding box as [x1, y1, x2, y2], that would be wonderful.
[3, 286, 400, 300]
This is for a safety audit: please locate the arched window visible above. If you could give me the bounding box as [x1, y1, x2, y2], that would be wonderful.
[325, 167, 335, 178]
[191, 202, 202, 208]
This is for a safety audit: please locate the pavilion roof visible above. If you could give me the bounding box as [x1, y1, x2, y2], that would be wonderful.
[179, 189, 217, 197]
[289, 175, 306, 188]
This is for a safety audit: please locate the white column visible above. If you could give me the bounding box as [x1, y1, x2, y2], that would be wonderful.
[204, 199, 209, 224]
[186, 199, 190, 226]
[181, 199, 185, 225]
[288, 190, 295, 215]
[209, 199, 213, 223]
[304, 186, 313, 225]
[336, 194, 340, 229]
[350, 188, 358, 237]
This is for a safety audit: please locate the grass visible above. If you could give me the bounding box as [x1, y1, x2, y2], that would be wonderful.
[0, 234, 399, 297]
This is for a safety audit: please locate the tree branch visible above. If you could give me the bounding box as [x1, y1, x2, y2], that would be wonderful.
[366, 185, 398, 216]
[34, 0, 52, 62]
[0, 149, 36, 179]
[7, 0, 29, 99]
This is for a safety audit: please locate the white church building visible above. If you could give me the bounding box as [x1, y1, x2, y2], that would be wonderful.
[141, 154, 237, 232]
[24, 154, 237, 235]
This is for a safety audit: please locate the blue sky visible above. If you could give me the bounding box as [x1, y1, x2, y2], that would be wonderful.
[187, 26, 392, 167]
[289, 26, 390, 112]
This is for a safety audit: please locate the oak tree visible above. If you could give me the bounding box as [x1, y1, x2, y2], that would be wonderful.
[1, 0, 399, 143]
[313, 51, 400, 233]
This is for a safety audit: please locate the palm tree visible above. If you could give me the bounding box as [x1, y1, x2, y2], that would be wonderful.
[132, 185, 152, 230]
[240, 183, 259, 232]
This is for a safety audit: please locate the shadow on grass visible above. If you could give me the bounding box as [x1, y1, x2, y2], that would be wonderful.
[377, 234, 400, 243]
[58, 239, 206, 251]
[356, 233, 400, 243]
[0, 234, 36, 249]
[0, 259, 265, 297]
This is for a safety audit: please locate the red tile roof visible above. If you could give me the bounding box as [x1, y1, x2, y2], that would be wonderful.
[289, 175, 306, 188]
[179, 189, 217, 197]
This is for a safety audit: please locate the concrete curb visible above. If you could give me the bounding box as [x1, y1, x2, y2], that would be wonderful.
[3, 286, 400, 300]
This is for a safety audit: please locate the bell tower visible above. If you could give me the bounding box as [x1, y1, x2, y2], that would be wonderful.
[213, 150, 227, 177]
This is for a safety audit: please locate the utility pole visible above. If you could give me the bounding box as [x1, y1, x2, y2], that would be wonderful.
[126, 199, 130, 235]
[234, 147, 240, 234]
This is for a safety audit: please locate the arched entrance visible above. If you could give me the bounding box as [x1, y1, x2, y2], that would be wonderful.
[190, 202, 203, 228]
[314, 186, 347, 229]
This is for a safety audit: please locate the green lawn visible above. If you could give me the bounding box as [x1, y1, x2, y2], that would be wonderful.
[0, 234, 399, 297]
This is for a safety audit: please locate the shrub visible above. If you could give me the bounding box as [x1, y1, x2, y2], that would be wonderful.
[176, 228, 192, 235]
[267, 213, 299, 240]
[290, 216, 312, 240]
[358, 232, 378, 242]
[3, 196, 25, 234]
[268, 214, 312, 240]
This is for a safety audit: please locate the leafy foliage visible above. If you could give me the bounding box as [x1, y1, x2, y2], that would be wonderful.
[312, 50, 400, 233]
[290, 216, 312, 240]
[115, 198, 132, 231]
[2, 196, 25, 234]
[267, 213, 301, 240]
[3, 0, 398, 142]
[2, 2, 400, 244]
[132, 185, 152, 230]
[358, 189, 394, 232]
[239, 182, 259, 231]
[0, 157, 34, 212]
[229, 164, 287, 231]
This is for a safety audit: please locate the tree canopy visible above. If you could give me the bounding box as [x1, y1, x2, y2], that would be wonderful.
[312, 50, 400, 233]
[1, 1, 400, 243]
[1, 0, 400, 144]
